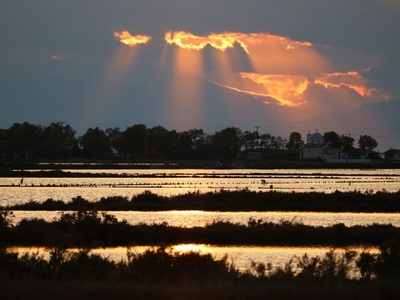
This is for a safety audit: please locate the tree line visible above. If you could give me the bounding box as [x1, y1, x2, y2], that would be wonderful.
[0, 122, 378, 161]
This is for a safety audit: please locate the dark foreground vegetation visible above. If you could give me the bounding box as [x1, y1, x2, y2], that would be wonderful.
[1, 210, 400, 248]
[2, 188, 400, 298]
[5, 189, 400, 212]
[1, 243, 400, 300]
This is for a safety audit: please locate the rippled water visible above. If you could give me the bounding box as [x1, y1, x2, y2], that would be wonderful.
[2, 168, 400, 206]
[9, 244, 375, 274]
[11, 210, 400, 228]
[2, 168, 398, 266]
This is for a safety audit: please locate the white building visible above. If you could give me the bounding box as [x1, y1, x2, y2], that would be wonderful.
[306, 130, 324, 145]
[301, 130, 325, 159]
[301, 130, 370, 163]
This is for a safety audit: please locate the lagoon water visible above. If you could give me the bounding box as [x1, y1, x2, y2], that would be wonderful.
[2, 168, 399, 269]
[10, 244, 372, 274]
[2, 168, 400, 227]
[2, 168, 400, 206]
[11, 210, 400, 228]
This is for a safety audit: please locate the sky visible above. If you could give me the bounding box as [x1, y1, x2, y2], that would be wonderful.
[1, 0, 400, 151]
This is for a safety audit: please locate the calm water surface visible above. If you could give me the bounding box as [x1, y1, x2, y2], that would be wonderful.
[2, 168, 397, 268]
[9, 244, 375, 274]
[11, 210, 400, 227]
[3, 168, 400, 227]
[2, 168, 400, 206]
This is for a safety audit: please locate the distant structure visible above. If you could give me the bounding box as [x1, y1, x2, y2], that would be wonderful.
[306, 130, 324, 145]
[384, 149, 400, 160]
[301, 129, 371, 163]
[301, 130, 327, 159]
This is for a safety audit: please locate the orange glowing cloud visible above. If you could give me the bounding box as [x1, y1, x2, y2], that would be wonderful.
[164, 30, 322, 106]
[114, 30, 151, 47]
[314, 71, 389, 100]
[165, 31, 314, 56]
[110, 29, 388, 110]
[211, 73, 309, 107]
[243, 73, 310, 106]
[165, 31, 253, 53]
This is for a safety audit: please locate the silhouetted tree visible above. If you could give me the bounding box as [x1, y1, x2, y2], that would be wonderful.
[1, 121, 387, 161]
[358, 135, 378, 150]
[79, 127, 112, 158]
[286, 132, 304, 151]
[259, 133, 272, 148]
[212, 127, 243, 159]
[121, 124, 147, 159]
[324, 131, 341, 148]
[174, 131, 193, 159]
[146, 126, 173, 159]
[43, 122, 78, 159]
[273, 136, 287, 149]
[105, 127, 123, 156]
[0, 128, 9, 158]
[6, 122, 44, 159]
[242, 130, 260, 151]
[340, 135, 355, 152]
[188, 129, 210, 159]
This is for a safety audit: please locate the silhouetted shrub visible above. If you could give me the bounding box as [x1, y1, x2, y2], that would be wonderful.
[3, 212, 400, 248]
[375, 239, 400, 278]
[130, 191, 169, 210]
[356, 250, 378, 281]
[1, 243, 400, 286]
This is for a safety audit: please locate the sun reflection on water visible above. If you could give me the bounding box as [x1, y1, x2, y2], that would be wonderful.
[171, 243, 208, 254]
[6, 244, 380, 276]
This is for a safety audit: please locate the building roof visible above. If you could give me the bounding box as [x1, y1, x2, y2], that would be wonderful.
[306, 130, 324, 146]
[310, 132, 323, 139]
[384, 149, 400, 155]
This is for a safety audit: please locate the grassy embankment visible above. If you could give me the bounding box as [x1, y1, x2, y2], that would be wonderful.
[2, 159, 400, 171]
[2, 189, 400, 298]
[4, 189, 400, 212]
[1, 189, 400, 247]
[1, 209, 400, 248]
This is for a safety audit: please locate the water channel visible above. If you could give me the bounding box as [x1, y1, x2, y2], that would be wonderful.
[2, 168, 399, 271]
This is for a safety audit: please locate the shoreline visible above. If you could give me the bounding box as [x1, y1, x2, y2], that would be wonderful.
[2, 159, 400, 172]
[2, 211, 399, 248]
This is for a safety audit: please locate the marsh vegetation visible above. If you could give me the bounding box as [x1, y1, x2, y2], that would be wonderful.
[1, 242, 400, 299]
[1, 209, 399, 248]
[1, 188, 400, 298]
[4, 189, 400, 212]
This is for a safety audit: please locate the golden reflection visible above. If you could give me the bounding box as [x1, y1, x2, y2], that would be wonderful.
[114, 30, 152, 47]
[171, 244, 208, 253]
